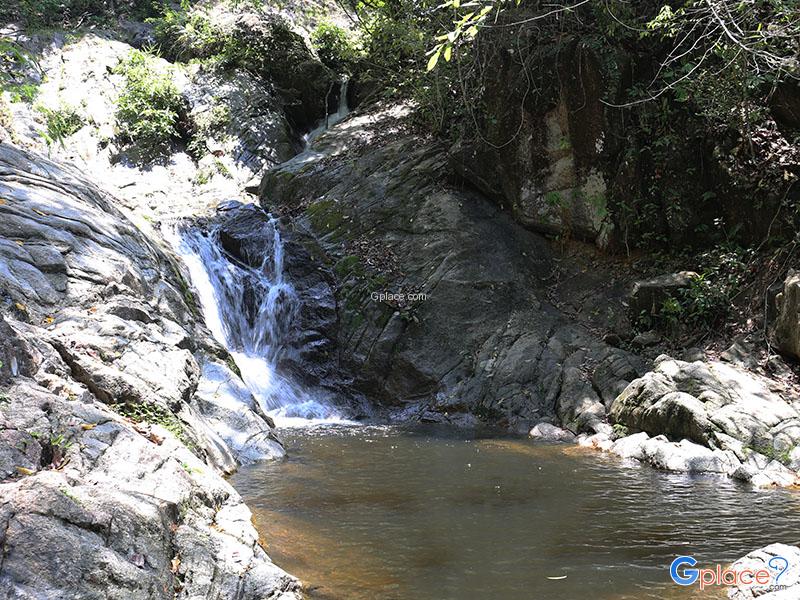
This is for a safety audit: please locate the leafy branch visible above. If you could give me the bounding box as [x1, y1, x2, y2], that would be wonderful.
[426, 0, 520, 71]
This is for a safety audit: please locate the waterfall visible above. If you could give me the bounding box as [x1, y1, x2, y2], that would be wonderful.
[303, 78, 350, 149]
[166, 215, 348, 427]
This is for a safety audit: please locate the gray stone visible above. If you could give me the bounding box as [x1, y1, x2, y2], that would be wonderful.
[611, 357, 800, 452]
[259, 105, 645, 433]
[628, 271, 698, 317]
[611, 432, 740, 475]
[0, 143, 296, 600]
[728, 544, 800, 599]
[529, 422, 576, 443]
[631, 330, 661, 347]
[771, 270, 800, 361]
[720, 337, 759, 370]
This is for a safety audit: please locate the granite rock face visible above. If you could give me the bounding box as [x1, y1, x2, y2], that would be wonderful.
[259, 105, 644, 433]
[0, 143, 297, 599]
[610, 356, 800, 454]
[728, 544, 800, 600]
[771, 270, 800, 361]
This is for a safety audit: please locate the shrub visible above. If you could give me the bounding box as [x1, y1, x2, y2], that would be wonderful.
[310, 21, 358, 73]
[36, 103, 85, 147]
[113, 49, 183, 161]
[1, 38, 40, 103]
[150, 1, 224, 61]
[1, 0, 157, 28]
[187, 103, 230, 158]
[640, 245, 753, 335]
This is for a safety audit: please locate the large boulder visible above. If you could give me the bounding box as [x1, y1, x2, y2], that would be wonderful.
[0, 143, 297, 598]
[183, 67, 302, 184]
[0, 381, 299, 600]
[208, 6, 337, 129]
[770, 270, 800, 361]
[259, 105, 643, 432]
[448, 38, 612, 246]
[610, 356, 800, 456]
[728, 544, 800, 599]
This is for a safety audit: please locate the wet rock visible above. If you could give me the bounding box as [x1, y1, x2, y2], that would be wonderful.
[728, 544, 800, 599]
[260, 105, 644, 431]
[210, 203, 341, 390]
[577, 432, 614, 452]
[193, 361, 285, 464]
[529, 422, 576, 443]
[732, 459, 799, 488]
[0, 143, 295, 599]
[611, 432, 740, 474]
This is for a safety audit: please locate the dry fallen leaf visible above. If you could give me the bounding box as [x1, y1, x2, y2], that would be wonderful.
[81, 423, 97, 431]
[14, 302, 26, 312]
[43, 316, 54, 324]
[33, 209, 48, 216]
[15, 466, 35, 476]
[87, 306, 97, 313]
[0, 199, 6, 205]
[170, 557, 181, 574]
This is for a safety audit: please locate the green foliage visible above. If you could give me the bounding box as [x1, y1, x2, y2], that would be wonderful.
[611, 423, 629, 440]
[113, 49, 183, 161]
[114, 400, 197, 452]
[36, 103, 85, 147]
[747, 443, 793, 466]
[187, 103, 230, 158]
[311, 21, 358, 73]
[544, 191, 564, 208]
[642, 245, 753, 334]
[193, 157, 232, 184]
[1, 0, 157, 28]
[150, 1, 224, 61]
[426, 0, 521, 72]
[5, 83, 39, 103]
[642, 0, 799, 133]
[1, 38, 41, 103]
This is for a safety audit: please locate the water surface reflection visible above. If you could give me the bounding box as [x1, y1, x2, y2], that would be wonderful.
[233, 425, 800, 600]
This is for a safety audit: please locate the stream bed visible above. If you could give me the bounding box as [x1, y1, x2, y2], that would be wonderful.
[233, 424, 800, 600]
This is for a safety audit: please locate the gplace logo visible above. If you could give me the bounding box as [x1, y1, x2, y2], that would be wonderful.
[670, 555, 790, 591]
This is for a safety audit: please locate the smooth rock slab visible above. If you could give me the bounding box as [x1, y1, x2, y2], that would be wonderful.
[610, 433, 740, 475]
[610, 356, 800, 454]
[728, 544, 800, 599]
[529, 422, 576, 443]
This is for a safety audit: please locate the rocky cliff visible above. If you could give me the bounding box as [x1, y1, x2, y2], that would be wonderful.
[0, 142, 300, 598]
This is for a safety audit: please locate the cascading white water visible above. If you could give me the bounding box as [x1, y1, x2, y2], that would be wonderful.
[166, 216, 349, 427]
[303, 78, 350, 149]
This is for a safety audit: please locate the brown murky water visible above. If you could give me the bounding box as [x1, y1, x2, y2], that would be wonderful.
[232, 425, 800, 600]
